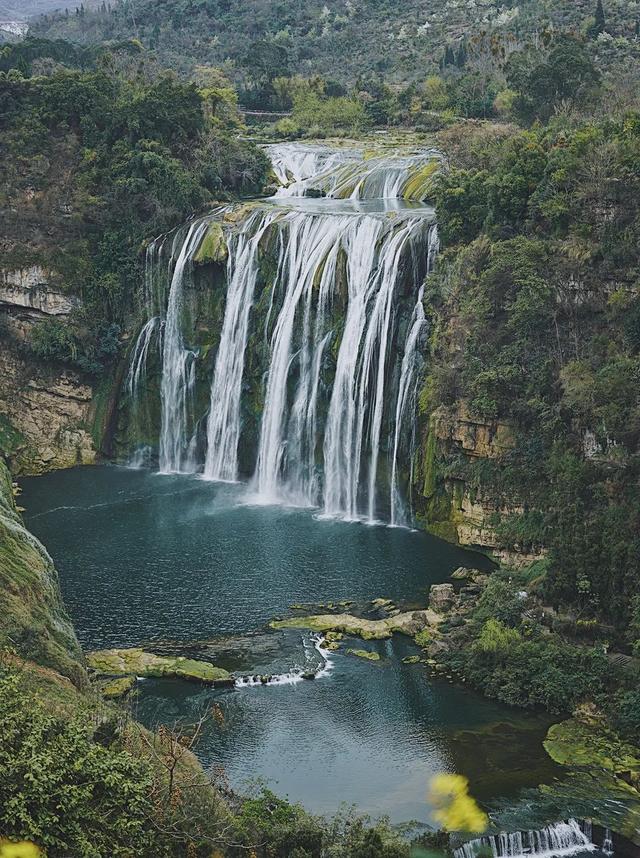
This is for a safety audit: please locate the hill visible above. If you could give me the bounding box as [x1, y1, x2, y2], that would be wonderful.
[29, 0, 640, 86]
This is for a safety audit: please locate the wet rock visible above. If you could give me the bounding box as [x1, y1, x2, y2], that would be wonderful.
[451, 566, 474, 580]
[99, 675, 136, 699]
[87, 647, 232, 685]
[346, 649, 381, 661]
[402, 655, 421, 664]
[270, 607, 441, 639]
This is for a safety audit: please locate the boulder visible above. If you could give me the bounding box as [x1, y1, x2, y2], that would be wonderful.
[346, 649, 381, 661]
[429, 583, 456, 613]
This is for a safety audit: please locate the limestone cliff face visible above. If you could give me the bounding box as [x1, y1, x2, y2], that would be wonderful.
[0, 458, 86, 685]
[418, 402, 545, 566]
[0, 266, 96, 475]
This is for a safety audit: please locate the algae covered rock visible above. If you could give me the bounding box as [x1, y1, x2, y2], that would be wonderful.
[194, 221, 228, 265]
[402, 655, 421, 664]
[544, 719, 640, 775]
[347, 649, 381, 661]
[100, 675, 136, 699]
[86, 648, 232, 685]
[270, 608, 440, 639]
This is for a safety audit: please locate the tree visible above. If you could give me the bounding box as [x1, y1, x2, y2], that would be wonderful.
[506, 36, 600, 124]
[588, 0, 606, 38]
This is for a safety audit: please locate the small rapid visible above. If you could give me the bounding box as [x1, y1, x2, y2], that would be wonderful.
[454, 820, 599, 858]
[233, 634, 334, 688]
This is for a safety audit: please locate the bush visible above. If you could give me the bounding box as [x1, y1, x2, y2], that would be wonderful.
[0, 670, 154, 857]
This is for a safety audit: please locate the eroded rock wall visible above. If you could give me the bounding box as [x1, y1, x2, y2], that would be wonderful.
[0, 267, 96, 474]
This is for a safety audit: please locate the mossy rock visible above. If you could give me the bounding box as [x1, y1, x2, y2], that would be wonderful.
[270, 608, 439, 640]
[86, 648, 232, 685]
[544, 719, 640, 774]
[194, 221, 228, 265]
[346, 649, 381, 661]
[402, 655, 421, 664]
[100, 675, 136, 699]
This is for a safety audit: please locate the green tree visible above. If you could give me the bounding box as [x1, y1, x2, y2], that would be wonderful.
[588, 0, 606, 38]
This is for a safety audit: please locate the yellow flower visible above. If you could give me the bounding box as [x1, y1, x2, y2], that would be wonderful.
[0, 842, 42, 858]
[428, 773, 489, 833]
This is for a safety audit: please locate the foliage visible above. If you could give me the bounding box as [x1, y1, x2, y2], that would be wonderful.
[0, 669, 154, 857]
[422, 112, 640, 627]
[233, 790, 409, 857]
[1, 41, 269, 373]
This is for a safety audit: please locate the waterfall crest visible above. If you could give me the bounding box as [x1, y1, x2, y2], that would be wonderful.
[266, 142, 441, 201]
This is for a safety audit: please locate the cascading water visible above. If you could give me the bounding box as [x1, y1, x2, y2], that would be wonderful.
[233, 634, 334, 688]
[125, 142, 440, 524]
[454, 820, 597, 858]
[389, 225, 439, 526]
[203, 210, 277, 482]
[265, 141, 441, 201]
[158, 220, 209, 474]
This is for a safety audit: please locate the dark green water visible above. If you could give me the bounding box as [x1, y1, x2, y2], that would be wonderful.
[21, 465, 561, 824]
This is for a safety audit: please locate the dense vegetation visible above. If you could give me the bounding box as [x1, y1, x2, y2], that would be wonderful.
[433, 570, 640, 742]
[30, 0, 640, 93]
[0, 38, 269, 373]
[418, 108, 640, 632]
[0, 660, 415, 856]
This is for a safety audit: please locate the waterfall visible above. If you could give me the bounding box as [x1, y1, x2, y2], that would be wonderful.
[253, 211, 360, 504]
[454, 820, 597, 858]
[203, 210, 277, 482]
[389, 225, 439, 526]
[234, 634, 334, 688]
[126, 317, 160, 403]
[159, 220, 209, 474]
[266, 142, 441, 201]
[125, 142, 441, 524]
[265, 142, 358, 194]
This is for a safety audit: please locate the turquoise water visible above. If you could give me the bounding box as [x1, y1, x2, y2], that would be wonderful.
[21, 465, 560, 824]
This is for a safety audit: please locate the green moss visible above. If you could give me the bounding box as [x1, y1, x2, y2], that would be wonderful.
[100, 675, 136, 699]
[193, 221, 228, 265]
[414, 629, 431, 647]
[0, 461, 85, 686]
[422, 414, 438, 498]
[346, 649, 381, 661]
[401, 159, 440, 201]
[86, 648, 232, 684]
[402, 655, 421, 664]
[544, 719, 640, 774]
[0, 414, 25, 459]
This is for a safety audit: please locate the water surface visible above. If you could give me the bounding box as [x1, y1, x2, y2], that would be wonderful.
[21, 465, 560, 824]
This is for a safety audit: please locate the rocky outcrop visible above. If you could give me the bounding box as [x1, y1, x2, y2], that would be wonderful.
[86, 647, 233, 685]
[420, 402, 545, 567]
[0, 458, 86, 685]
[429, 583, 456, 612]
[0, 266, 98, 473]
[271, 608, 442, 639]
[0, 338, 96, 474]
[0, 267, 79, 317]
[434, 402, 515, 460]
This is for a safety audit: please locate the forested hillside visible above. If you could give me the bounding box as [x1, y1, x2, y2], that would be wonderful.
[31, 0, 640, 92]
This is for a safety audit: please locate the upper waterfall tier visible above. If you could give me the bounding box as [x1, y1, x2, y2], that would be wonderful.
[265, 142, 442, 202]
[124, 143, 440, 525]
